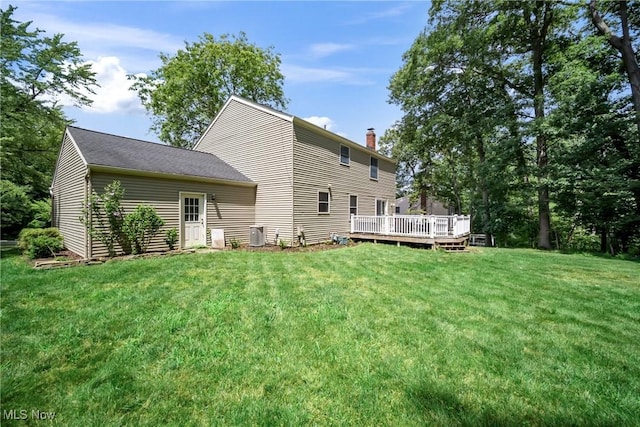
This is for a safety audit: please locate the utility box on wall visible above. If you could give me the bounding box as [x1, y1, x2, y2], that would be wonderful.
[249, 225, 265, 247]
[210, 228, 225, 249]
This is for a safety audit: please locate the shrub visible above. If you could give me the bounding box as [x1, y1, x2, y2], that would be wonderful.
[18, 227, 64, 259]
[123, 205, 165, 254]
[278, 239, 289, 250]
[1, 180, 32, 238]
[80, 181, 130, 256]
[28, 198, 51, 228]
[228, 237, 241, 249]
[165, 228, 178, 250]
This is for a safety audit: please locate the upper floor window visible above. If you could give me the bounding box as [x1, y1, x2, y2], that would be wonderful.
[370, 157, 378, 180]
[340, 145, 350, 166]
[318, 191, 330, 214]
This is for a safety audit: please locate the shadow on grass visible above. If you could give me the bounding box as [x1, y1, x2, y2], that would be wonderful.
[0, 247, 21, 259]
[569, 250, 640, 264]
[407, 381, 515, 427]
[407, 380, 618, 427]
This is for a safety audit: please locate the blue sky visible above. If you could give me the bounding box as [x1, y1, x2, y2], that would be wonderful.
[9, 1, 429, 147]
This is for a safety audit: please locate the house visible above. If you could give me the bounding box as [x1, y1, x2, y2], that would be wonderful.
[395, 192, 450, 215]
[51, 126, 256, 258]
[51, 96, 396, 258]
[194, 96, 396, 246]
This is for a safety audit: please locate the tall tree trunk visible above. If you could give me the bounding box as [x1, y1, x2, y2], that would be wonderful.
[475, 135, 492, 246]
[590, 0, 640, 136]
[600, 226, 608, 253]
[532, 2, 553, 249]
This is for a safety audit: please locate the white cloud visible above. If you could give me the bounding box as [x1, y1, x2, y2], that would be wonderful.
[282, 64, 374, 85]
[12, 8, 182, 73]
[309, 43, 355, 58]
[57, 57, 144, 114]
[301, 116, 348, 138]
[303, 116, 336, 131]
[25, 12, 184, 54]
[346, 3, 413, 25]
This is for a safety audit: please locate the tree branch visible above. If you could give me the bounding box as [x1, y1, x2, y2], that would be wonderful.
[589, 0, 624, 50]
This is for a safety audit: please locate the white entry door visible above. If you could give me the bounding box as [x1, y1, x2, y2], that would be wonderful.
[182, 194, 205, 248]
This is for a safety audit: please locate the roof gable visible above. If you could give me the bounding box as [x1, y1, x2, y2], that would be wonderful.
[67, 126, 252, 183]
[193, 95, 394, 163]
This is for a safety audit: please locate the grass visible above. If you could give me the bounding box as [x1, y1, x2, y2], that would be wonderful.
[1, 244, 639, 426]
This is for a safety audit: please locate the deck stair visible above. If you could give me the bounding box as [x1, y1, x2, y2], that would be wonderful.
[435, 238, 468, 252]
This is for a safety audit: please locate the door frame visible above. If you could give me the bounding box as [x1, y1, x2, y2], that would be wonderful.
[375, 198, 388, 216]
[179, 192, 207, 248]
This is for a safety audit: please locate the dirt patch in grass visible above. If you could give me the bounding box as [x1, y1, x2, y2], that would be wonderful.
[28, 241, 355, 268]
[240, 241, 355, 253]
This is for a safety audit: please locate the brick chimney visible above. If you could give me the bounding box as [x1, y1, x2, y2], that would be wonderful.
[366, 128, 376, 151]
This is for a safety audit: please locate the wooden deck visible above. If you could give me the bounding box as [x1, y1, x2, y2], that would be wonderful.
[349, 214, 471, 250]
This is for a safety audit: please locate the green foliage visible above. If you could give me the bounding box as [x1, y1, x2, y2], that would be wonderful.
[389, 0, 639, 253]
[80, 181, 130, 257]
[130, 32, 287, 148]
[123, 205, 164, 255]
[80, 181, 167, 256]
[278, 239, 289, 250]
[17, 227, 63, 259]
[165, 228, 178, 250]
[228, 237, 241, 249]
[28, 198, 51, 228]
[0, 6, 97, 198]
[0, 179, 31, 238]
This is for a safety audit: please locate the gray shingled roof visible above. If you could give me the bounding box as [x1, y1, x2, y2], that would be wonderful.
[68, 126, 252, 183]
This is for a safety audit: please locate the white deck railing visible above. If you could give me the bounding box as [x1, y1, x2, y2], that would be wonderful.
[350, 215, 471, 239]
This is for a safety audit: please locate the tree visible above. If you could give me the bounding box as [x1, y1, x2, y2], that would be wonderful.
[130, 32, 287, 149]
[0, 180, 32, 238]
[0, 6, 97, 197]
[389, 1, 579, 249]
[548, 28, 640, 254]
[590, 0, 640, 136]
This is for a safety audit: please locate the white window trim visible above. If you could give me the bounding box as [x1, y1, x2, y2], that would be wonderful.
[349, 194, 358, 221]
[340, 144, 350, 166]
[318, 190, 330, 215]
[375, 198, 387, 216]
[370, 156, 379, 180]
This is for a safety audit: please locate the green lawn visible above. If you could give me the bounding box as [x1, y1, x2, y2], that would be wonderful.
[1, 244, 639, 426]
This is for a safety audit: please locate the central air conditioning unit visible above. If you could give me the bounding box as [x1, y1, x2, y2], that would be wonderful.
[249, 225, 265, 247]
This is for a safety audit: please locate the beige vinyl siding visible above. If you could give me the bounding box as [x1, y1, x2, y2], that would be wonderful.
[195, 99, 294, 243]
[51, 134, 87, 258]
[292, 124, 396, 243]
[90, 173, 255, 257]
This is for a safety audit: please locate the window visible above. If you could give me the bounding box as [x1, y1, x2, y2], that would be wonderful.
[184, 197, 200, 222]
[370, 156, 378, 180]
[395, 206, 400, 214]
[340, 145, 350, 166]
[318, 191, 330, 214]
[349, 195, 358, 218]
[376, 199, 387, 216]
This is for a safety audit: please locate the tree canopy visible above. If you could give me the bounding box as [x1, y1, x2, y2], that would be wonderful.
[130, 32, 288, 149]
[387, 0, 639, 254]
[0, 5, 97, 198]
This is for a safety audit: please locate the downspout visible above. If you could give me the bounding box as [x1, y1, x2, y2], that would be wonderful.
[290, 121, 296, 246]
[85, 171, 92, 259]
[49, 186, 55, 228]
